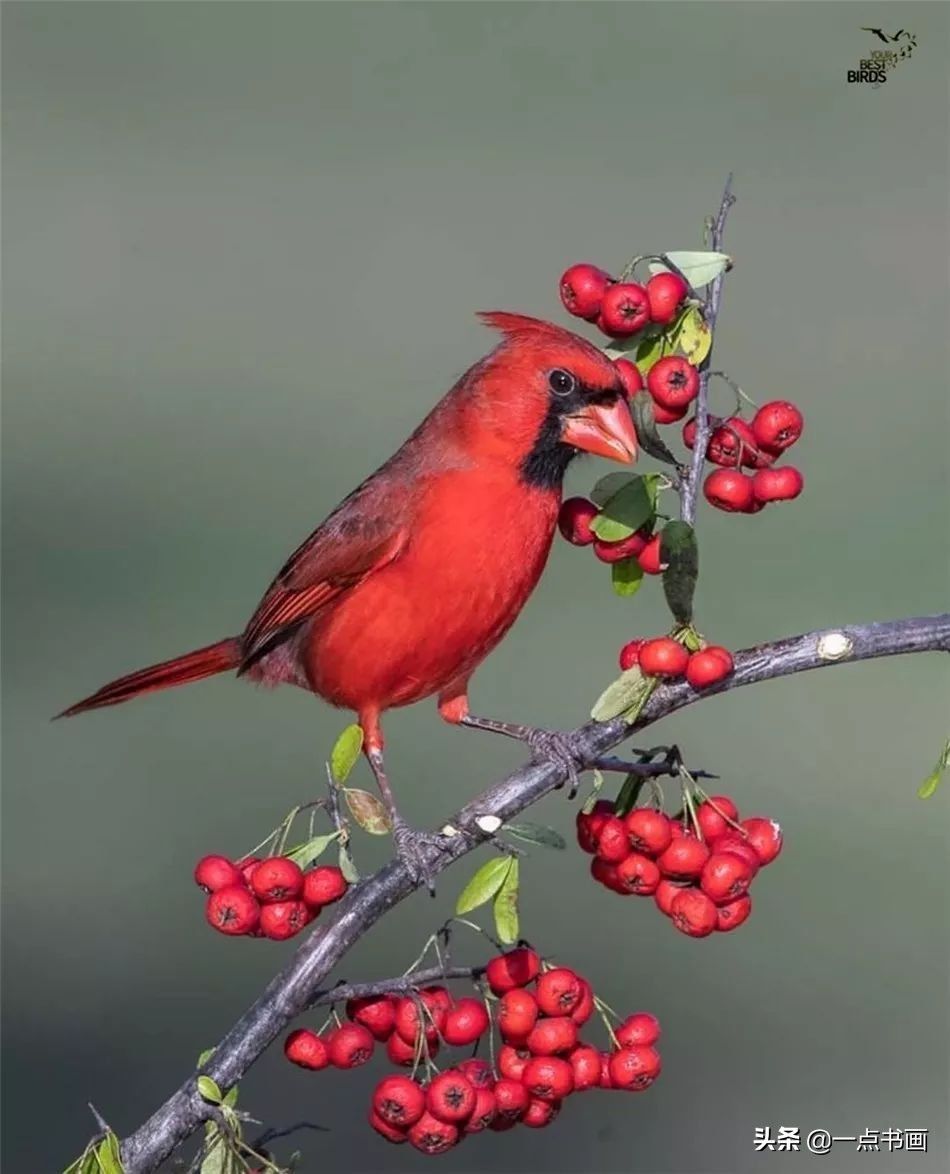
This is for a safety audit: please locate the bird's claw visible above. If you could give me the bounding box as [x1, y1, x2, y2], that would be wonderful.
[524, 728, 582, 799]
[392, 817, 446, 895]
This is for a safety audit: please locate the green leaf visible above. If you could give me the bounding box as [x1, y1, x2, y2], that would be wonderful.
[612, 557, 645, 597]
[504, 822, 566, 850]
[286, 832, 339, 868]
[633, 330, 674, 374]
[589, 474, 658, 541]
[338, 842, 360, 883]
[614, 770, 654, 817]
[455, 855, 513, 915]
[199, 1126, 242, 1174]
[631, 392, 681, 466]
[918, 738, 950, 799]
[660, 520, 699, 626]
[591, 665, 651, 722]
[342, 789, 392, 835]
[330, 723, 364, 784]
[581, 769, 605, 813]
[590, 472, 637, 508]
[493, 857, 520, 944]
[197, 1076, 222, 1104]
[222, 1083, 239, 1109]
[649, 250, 731, 288]
[677, 305, 712, 366]
[197, 1047, 216, 1067]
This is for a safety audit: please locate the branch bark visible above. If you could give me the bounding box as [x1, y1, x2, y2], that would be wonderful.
[119, 611, 950, 1172]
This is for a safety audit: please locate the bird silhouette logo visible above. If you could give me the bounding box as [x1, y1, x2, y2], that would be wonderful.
[860, 27, 918, 59]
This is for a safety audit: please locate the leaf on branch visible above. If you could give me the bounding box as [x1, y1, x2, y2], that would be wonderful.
[338, 841, 360, 884]
[649, 250, 731, 288]
[455, 855, 513, 915]
[493, 857, 520, 944]
[917, 738, 950, 799]
[330, 724, 364, 784]
[581, 769, 605, 814]
[631, 392, 681, 466]
[612, 557, 645, 598]
[504, 822, 566, 850]
[677, 306, 712, 366]
[197, 1075, 223, 1104]
[591, 665, 652, 723]
[660, 520, 699, 626]
[286, 832, 340, 869]
[64, 1131, 124, 1174]
[633, 330, 673, 375]
[199, 1125, 243, 1174]
[197, 1046, 216, 1067]
[342, 789, 392, 835]
[590, 472, 637, 508]
[589, 473, 659, 541]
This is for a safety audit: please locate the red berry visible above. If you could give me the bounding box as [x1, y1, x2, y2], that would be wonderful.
[457, 1058, 495, 1089]
[590, 856, 626, 894]
[696, 795, 739, 840]
[536, 967, 583, 1016]
[752, 400, 803, 453]
[426, 1069, 476, 1124]
[638, 637, 690, 679]
[259, 899, 310, 940]
[369, 1108, 408, 1144]
[752, 466, 804, 503]
[599, 282, 651, 337]
[373, 1074, 426, 1127]
[194, 855, 244, 893]
[205, 885, 260, 936]
[283, 1028, 329, 1070]
[575, 799, 615, 854]
[522, 1056, 574, 1101]
[301, 865, 347, 910]
[654, 877, 688, 917]
[717, 893, 753, 932]
[570, 978, 595, 1025]
[408, 1110, 458, 1155]
[521, 1097, 562, 1128]
[598, 1052, 615, 1089]
[394, 992, 444, 1045]
[493, 1077, 530, 1120]
[568, 1044, 602, 1091]
[740, 817, 784, 865]
[709, 833, 761, 877]
[498, 1044, 531, 1082]
[616, 852, 661, 895]
[670, 888, 718, 937]
[558, 497, 599, 546]
[682, 417, 698, 449]
[441, 997, 490, 1046]
[250, 856, 304, 903]
[624, 808, 673, 857]
[618, 639, 644, 671]
[647, 355, 700, 411]
[707, 417, 756, 467]
[652, 399, 688, 424]
[559, 263, 612, 320]
[499, 988, 539, 1042]
[686, 646, 734, 688]
[646, 271, 689, 326]
[615, 1012, 661, 1048]
[608, 1045, 662, 1091]
[593, 527, 650, 564]
[637, 534, 666, 575]
[701, 852, 755, 904]
[236, 856, 261, 885]
[386, 1030, 439, 1066]
[326, 1022, 374, 1068]
[614, 357, 644, 398]
[595, 815, 632, 863]
[657, 835, 710, 880]
[526, 1016, 578, 1056]
[485, 948, 540, 994]
[346, 994, 396, 1041]
[703, 468, 755, 512]
[464, 1087, 497, 1133]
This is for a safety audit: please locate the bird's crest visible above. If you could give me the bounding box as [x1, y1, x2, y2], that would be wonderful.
[477, 311, 578, 343]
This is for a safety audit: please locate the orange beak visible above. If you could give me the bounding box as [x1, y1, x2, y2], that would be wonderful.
[561, 398, 638, 464]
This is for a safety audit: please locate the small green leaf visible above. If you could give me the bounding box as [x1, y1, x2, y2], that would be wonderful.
[330, 723, 364, 784]
[614, 772, 652, 818]
[222, 1083, 239, 1109]
[589, 474, 658, 541]
[621, 677, 659, 725]
[918, 738, 950, 799]
[631, 392, 681, 466]
[504, 822, 566, 850]
[677, 306, 712, 366]
[343, 789, 392, 835]
[660, 520, 699, 626]
[286, 832, 339, 868]
[493, 857, 520, 944]
[197, 1047, 216, 1067]
[649, 250, 731, 288]
[199, 1125, 242, 1174]
[581, 769, 605, 813]
[338, 842, 360, 883]
[591, 666, 651, 723]
[612, 557, 645, 597]
[197, 1076, 222, 1104]
[455, 855, 513, 915]
[633, 330, 674, 374]
[590, 472, 637, 508]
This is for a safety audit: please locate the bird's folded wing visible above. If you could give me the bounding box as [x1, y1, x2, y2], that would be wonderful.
[239, 515, 408, 669]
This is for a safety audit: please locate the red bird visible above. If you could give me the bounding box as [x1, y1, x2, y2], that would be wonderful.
[60, 313, 638, 882]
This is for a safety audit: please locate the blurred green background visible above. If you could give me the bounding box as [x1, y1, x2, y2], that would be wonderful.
[3, 2, 948, 1172]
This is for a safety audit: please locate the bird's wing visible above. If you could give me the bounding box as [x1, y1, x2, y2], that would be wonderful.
[239, 502, 408, 670]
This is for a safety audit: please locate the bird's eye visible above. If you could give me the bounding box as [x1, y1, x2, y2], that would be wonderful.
[548, 369, 577, 397]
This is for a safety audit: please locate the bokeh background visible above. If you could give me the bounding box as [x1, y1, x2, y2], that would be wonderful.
[3, 3, 948, 1172]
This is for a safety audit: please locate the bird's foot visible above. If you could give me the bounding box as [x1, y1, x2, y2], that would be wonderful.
[522, 727, 583, 799]
[392, 817, 447, 895]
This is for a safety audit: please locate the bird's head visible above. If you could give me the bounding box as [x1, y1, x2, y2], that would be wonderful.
[467, 312, 638, 489]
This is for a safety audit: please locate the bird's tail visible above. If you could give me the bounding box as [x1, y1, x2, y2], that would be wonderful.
[56, 637, 242, 718]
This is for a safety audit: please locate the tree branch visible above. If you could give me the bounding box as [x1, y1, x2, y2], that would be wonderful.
[118, 611, 950, 1172]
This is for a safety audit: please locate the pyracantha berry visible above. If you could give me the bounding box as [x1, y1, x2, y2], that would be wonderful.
[707, 417, 757, 467]
[284, 1028, 329, 1070]
[536, 968, 584, 1017]
[638, 637, 690, 679]
[570, 978, 595, 1026]
[559, 263, 613, 320]
[497, 1044, 531, 1082]
[595, 815, 633, 864]
[716, 893, 753, 932]
[608, 1045, 662, 1090]
[301, 865, 347, 910]
[616, 852, 662, 895]
[521, 1097, 562, 1128]
[426, 1069, 476, 1124]
[654, 877, 689, 917]
[568, 1043, 603, 1091]
[704, 468, 756, 512]
[236, 856, 262, 886]
[594, 527, 651, 564]
[618, 639, 645, 671]
[700, 852, 755, 903]
[625, 808, 673, 857]
[646, 271, 689, 326]
[591, 857, 626, 894]
[369, 1108, 408, 1144]
[752, 466, 804, 503]
[408, 1111, 458, 1155]
[615, 1012, 661, 1049]
[493, 1077, 530, 1120]
[657, 835, 710, 880]
[651, 399, 689, 424]
[259, 899, 310, 940]
[752, 400, 803, 453]
[687, 646, 734, 688]
[206, 886, 260, 936]
[522, 1056, 575, 1101]
[696, 795, 740, 840]
[740, 817, 784, 864]
[526, 1016, 579, 1056]
[441, 997, 490, 1046]
[394, 993, 444, 1045]
[250, 856, 304, 903]
[386, 1029, 439, 1066]
[576, 800, 615, 854]
[327, 1022, 375, 1068]
[614, 357, 645, 397]
[558, 497, 599, 546]
[194, 855, 243, 893]
[637, 534, 666, 575]
[372, 1074, 426, 1127]
[485, 948, 540, 994]
[457, 1058, 495, 1089]
[464, 1087, 498, 1133]
[499, 987, 539, 1042]
[599, 282, 651, 337]
[647, 355, 699, 410]
[670, 887, 718, 937]
[346, 994, 396, 1041]
[709, 833, 761, 877]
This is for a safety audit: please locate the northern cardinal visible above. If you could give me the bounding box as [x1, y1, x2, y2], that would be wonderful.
[60, 312, 638, 883]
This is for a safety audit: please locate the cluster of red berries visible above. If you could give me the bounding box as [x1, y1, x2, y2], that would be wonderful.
[576, 794, 782, 937]
[195, 854, 348, 940]
[617, 636, 734, 689]
[284, 948, 662, 1155]
[560, 262, 690, 343]
[687, 403, 805, 512]
[558, 495, 665, 573]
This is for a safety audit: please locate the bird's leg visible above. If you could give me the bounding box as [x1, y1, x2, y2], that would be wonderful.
[364, 745, 445, 895]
